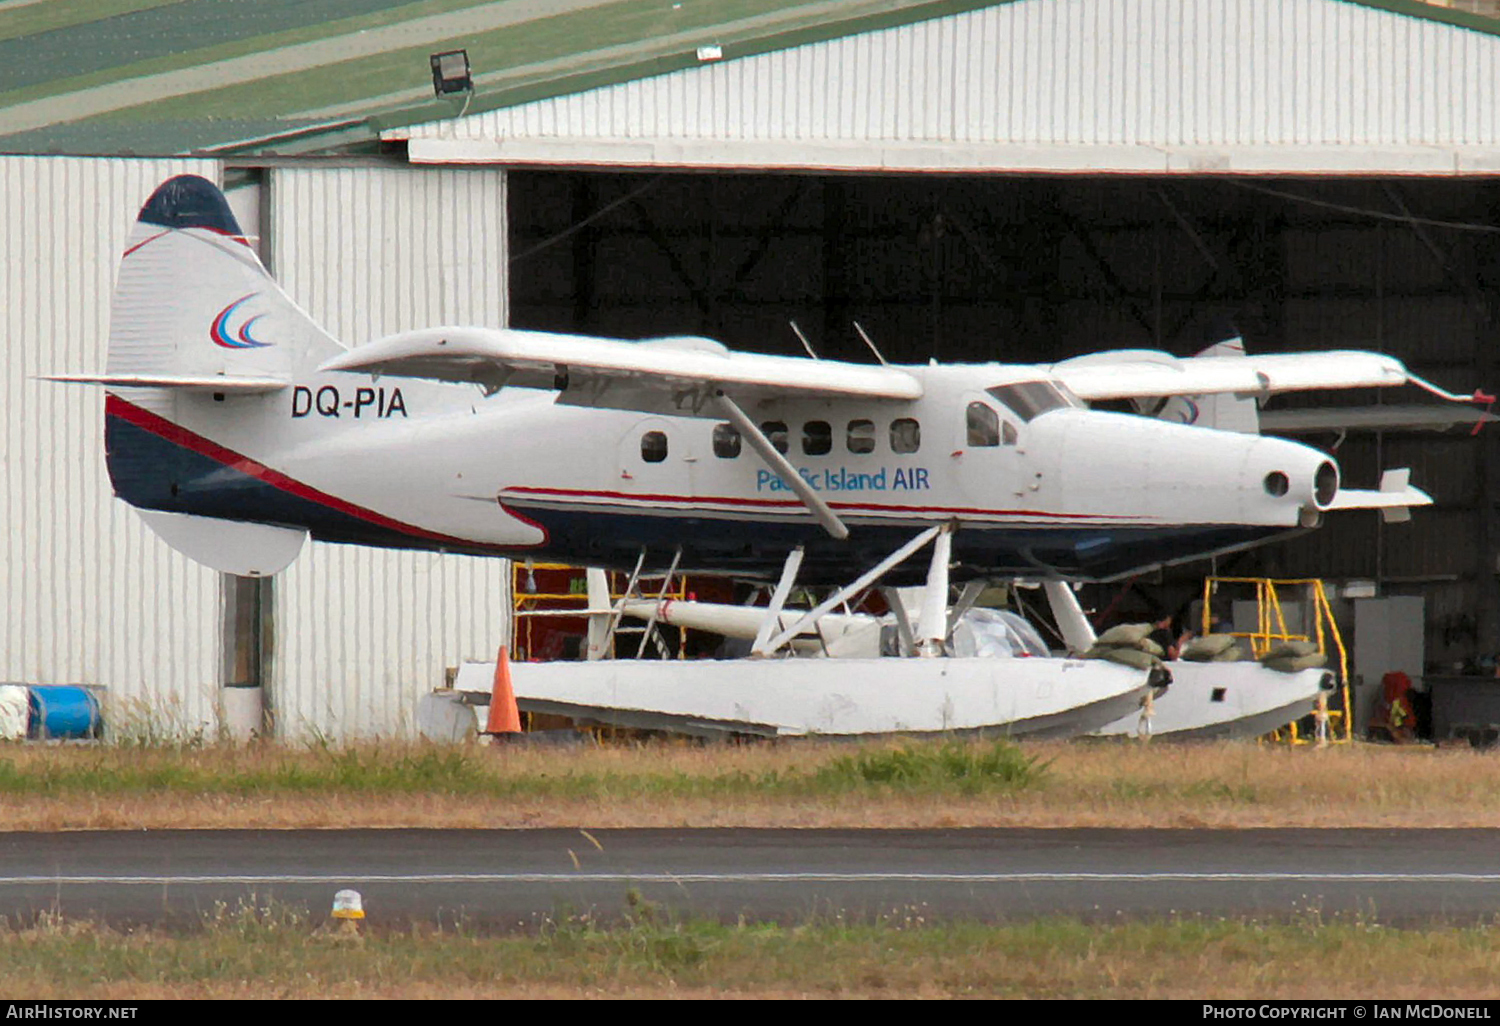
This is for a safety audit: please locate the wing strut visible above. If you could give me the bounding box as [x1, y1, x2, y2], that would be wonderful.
[713, 391, 849, 540]
[1042, 580, 1099, 654]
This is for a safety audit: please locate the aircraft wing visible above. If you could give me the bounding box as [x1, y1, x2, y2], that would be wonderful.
[321, 325, 921, 542]
[1049, 349, 1422, 402]
[317, 326, 922, 414]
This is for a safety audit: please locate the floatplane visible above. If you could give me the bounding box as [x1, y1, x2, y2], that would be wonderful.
[577, 586, 1336, 740]
[54, 176, 1482, 739]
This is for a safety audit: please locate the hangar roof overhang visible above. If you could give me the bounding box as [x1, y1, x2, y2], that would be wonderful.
[384, 0, 1500, 177]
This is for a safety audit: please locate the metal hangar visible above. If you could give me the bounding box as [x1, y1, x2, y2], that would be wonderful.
[2, 0, 1498, 738]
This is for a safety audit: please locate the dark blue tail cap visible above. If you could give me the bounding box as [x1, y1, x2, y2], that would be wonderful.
[137, 175, 243, 235]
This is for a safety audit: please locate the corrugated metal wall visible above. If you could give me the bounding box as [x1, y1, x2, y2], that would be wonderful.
[268, 166, 512, 740]
[2, 160, 515, 742]
[0, 156, 223, 738]
[402, 0, 1500, 151]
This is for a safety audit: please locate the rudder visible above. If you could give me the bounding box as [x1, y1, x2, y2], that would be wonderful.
[107, 175, 343, 385]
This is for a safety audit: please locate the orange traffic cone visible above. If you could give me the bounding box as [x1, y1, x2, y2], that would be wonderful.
[485, 645, 522, 735]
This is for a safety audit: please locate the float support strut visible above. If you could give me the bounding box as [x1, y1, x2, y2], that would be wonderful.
[752, 545, 805, 656]
[916, 522, 955, 657]
[759, 526, 943, 656]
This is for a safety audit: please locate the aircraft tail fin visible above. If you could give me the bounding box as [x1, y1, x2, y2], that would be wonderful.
[93, 176, 343, 575]
[1153, 335, 1262, 435]
[107, 175, 343, 387]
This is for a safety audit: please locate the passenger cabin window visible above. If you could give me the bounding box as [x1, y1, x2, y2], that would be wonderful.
[802, 420, 832, 456]
[847, 419, 876, 454]
[966, 403, 1000, 447]
[641, 431, 668, 463]
[713, 423, 741, 458]
[761, 420, 789, 454]
[986, 380, 1075, 422]
[891, 418, 921, 454]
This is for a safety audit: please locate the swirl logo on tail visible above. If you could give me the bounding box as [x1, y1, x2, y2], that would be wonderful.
[209, 293, 271, 349]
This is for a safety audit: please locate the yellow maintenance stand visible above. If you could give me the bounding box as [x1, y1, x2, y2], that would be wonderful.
[511, 561, 689, 662]
[508, 561, 691, 738]
[1201, 577, 1352, 744]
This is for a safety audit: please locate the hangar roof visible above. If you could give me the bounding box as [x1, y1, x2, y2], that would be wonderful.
[0, 0, 1006, 156]
[0, 1, 1496, 161]
[391, 0, 1500, 175]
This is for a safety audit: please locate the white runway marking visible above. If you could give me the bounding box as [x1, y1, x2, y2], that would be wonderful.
[1, 872, 1497, 886]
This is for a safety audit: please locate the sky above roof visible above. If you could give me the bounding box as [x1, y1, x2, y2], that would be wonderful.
[0, 0, 1493, 158]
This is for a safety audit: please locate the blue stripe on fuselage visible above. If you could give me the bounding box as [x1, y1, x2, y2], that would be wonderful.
[502, 502, 1290, 583]
[104, 410, 502, 556]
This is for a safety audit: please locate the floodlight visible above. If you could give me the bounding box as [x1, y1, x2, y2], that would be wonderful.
[430, 49, 472, 96]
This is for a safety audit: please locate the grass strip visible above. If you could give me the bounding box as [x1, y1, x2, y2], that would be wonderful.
[3, 737, 1500, 830]
[0, 737, 1050, 800]
[3, 901, 1500, 998]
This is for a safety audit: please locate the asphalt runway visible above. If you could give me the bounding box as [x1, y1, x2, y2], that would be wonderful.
[0, 828, 1497, 929]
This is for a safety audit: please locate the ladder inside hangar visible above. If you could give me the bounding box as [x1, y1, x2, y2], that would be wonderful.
[1202, 577, 1352, 745]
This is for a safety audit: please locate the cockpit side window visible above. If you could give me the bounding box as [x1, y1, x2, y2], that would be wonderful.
[966, 402, 1000, 447]
[986, 380, 1076, 422]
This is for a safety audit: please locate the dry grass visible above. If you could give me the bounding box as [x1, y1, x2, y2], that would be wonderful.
[3, 906, 1500, 999]
[3, 739, 1498, 999]
[0, 736, 1492, 830]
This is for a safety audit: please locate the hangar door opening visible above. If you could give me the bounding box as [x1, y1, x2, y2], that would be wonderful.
[506, 169, 1500, 663]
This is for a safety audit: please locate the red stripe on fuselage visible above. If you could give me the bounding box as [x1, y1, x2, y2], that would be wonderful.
[498, 485, 1145, 522]
[104, 394, 476, 547]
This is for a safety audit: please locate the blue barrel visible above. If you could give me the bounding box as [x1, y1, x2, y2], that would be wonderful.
[28, 686, 102, 740]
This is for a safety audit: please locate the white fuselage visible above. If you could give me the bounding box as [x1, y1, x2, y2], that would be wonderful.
[108, 361, 1338, 583]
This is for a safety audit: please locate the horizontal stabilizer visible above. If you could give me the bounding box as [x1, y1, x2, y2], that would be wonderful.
[44, 373, 288, 393]
[1325, 469, 1429, 524]
[136, 510, 307, 576]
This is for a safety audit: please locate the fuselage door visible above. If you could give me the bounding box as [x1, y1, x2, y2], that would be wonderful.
[955, 394, 1026, 507]
[617, 416, 695, 499]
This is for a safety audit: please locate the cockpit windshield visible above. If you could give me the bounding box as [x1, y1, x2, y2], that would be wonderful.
[986, 380, 1079, 422]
